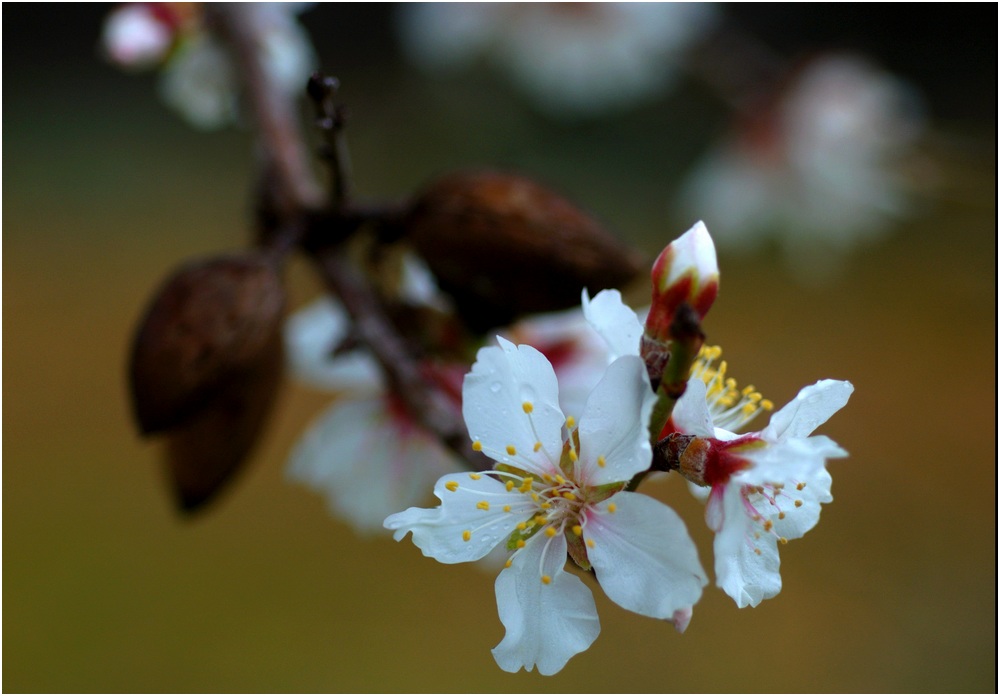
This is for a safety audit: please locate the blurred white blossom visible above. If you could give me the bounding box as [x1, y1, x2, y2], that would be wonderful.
[679, 54, 926, 283]
[102, 3, 316, 129]
[396, 2, 718, 118]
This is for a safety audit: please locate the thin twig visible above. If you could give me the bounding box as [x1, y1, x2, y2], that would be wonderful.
[214, 5, 483, 469]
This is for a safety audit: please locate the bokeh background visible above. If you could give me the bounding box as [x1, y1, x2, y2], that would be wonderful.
[4, 4, 995, 692]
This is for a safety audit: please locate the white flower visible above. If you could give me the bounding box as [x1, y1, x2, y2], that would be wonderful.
[104, 3, 317, 130]
[385, 337, 706, 675]
[396, 3, 717, 118]
[670, 351, 853, 608]
[678, 53, 925, 283]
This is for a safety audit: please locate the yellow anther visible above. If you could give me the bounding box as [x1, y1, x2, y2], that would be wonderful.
[572, 525, 583, 535]
[517, 522, 528, 531]
[562, 492, 577, 501]
[761, 399, 774, 411]
[504, 559, 513, 568]
[531, 442, 541, 453]
[565, 416, 576, 429]
[608, 503, 617, 514]
[779, 537, 788, 545]
[505, 480, 515, 492]
[754, 548, 762, 556]
[794, 500, 803, 507]
[469, 473, 481, 480]
[585, 539, 595, 549]
[462, 530, 472, 542]
[516, 539, 526, 549]
[531, 493, 539, 502]
[476, 501, 490, 511]
[472, 440, 482, 452]
[555, 475, 566, 485]
[778, 511, 786, 520]
[506, 445, 517, 456]
[763, 519, 773, 532]
[796, 482, 806, 491]
[568, 450, 578, 462]
[445, 481, 459, 492]
[540, 502, 551, 510]
[541, 575, 552, 585]
[597, 455, 606, 468]
[742, 403, 757, 415]
[544, 527, 557, 538]
[542, 474, 552, 482]
[522, 401, 534, 414]
[503, 505, 511, 513]
[534, 515, 548, 525]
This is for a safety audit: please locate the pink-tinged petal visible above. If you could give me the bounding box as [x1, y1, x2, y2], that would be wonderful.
[287, 396, 458, 534]
[462, 338, 565, 476]
[584, 493, 706, 619]
[384, 473, 528, 563]
[671, 377, 716, 438]
[762, 379, 854, 442]
[492, 533, 600, 675]
[662, 221, 719, 292]
[670, 606, 693, 634]
[704, 484, 726, 532]
[577, 356, 655, 486]
[581, 289, 643, 360]
[714, 483, 782, 607]
[284, 297, 382, 392]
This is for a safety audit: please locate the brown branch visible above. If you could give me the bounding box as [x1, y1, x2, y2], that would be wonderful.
[213, 5, 483, 469]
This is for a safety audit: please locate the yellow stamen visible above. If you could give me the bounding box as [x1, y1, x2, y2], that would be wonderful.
[503, 505, 511, 512]
[533, 441, 542, 452]
[504, 559, 512, 568]
[608, 503, 617, 514]
[544, 527, 557, 538]
[516, 539, 526, 548]
[541, 575, 552, 585]
[471, 440, 482, 452]
[565, 416, 576, 429]
[476, 501, 490, 511]
[522, 401, 534, 414]
[468, 473, 481, 481]
[586, 539, 595, 549]
[572, 525, 583, 535]
[445, 481, 459, 492]
[597, 455, 606, 468]
[462, 530, 471, 542]
[562, 492, 576, 501]
[505, 480, 515, 492]
[506, 445, 517, 456]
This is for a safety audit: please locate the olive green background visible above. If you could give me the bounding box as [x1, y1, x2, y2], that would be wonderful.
[4, 5, 995, 692]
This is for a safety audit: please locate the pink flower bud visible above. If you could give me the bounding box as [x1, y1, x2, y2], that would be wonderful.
[644, 221, 719, 342]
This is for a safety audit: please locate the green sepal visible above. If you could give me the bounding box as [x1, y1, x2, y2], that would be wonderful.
[566, 529, 591, 571]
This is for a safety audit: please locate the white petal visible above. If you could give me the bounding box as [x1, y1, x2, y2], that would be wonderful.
[577, 356, 655, 486]
[584, 493, 706, 619]
[713, 483, 782, 607]
[492, 533, 600, 675]
[284, 297, 382, 392]
[581, 289, 642, 360]
[670, 377, 716, 437]
[287, 396, 458, 534]
[462, 338, 565, 475]
[762, 380, 854, 442]
[384, 473, 528, 563]
[506, 306, 611, 418]
[744, 434, 846, 485]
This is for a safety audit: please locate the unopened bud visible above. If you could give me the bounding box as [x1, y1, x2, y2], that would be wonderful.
[403, 170, 644, 331]
[670, 606, 694, 634]
[644, 221, 718, 343]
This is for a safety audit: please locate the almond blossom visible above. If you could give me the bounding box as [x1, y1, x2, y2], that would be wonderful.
[384, 337, 706, 674]
[669, 348, 853, 607]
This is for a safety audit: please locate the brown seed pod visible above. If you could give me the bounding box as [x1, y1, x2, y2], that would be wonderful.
[128, 252, 286, 512]
[128, 252, 285, 435]
[401, 171, 644, 332]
